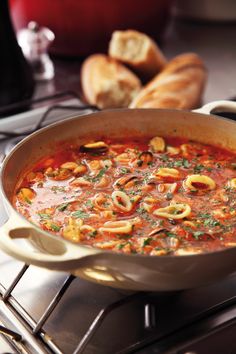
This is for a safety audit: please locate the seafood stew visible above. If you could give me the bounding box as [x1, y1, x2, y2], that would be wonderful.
[13, 136, 236, 256]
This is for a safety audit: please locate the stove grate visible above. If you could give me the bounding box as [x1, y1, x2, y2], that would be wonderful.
[0, 90, 99, 141]
[0, 96, 142, 354]
[0, 262, 146, 354]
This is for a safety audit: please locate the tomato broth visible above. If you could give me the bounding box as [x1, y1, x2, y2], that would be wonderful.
[13, 136, 236, 256]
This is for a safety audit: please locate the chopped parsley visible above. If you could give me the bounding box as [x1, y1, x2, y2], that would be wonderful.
[24, 197, 32, 205]
[85, 200, 93, 208]
[143, 238, 152, 246]
[92, 167, 108, 182]
[165, 158, 191, 169]
[50, 224, 61, 232]
[38, 212, 51, 219]
[198, 213, 221, 227]
[118, 241, 131, 249]
[120, 167, 131, 174]
[57, 203, 69, 211]
[166, 231, 176, 238]
[51, 186, 66, 193]
[88, 230, 98, 238]
[166, 192, 173, 200]
[71, 210, 89, 219]
[159, 154, 169, 162]
[192, 231, 205, 240]
[193, 164, 205, 173]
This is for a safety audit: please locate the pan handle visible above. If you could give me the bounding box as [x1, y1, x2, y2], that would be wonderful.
[0, 213, 100, 270]
[193, 100, 236, 115]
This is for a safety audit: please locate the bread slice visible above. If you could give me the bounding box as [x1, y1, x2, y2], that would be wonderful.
[130, 53, 207, 110]
[81, 54, 141, 109]
[108, 30, 167, 81]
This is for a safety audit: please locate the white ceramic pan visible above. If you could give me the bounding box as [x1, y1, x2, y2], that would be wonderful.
[0, 100, 236, 291]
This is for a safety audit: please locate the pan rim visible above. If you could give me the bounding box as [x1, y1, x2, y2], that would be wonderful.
[1, 107, 236, 261]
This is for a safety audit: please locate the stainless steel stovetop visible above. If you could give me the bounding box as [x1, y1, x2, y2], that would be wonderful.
[0, 97, 236, 354]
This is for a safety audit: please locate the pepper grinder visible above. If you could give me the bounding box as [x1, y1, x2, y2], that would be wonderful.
[18, 21, 55, 81]
[0, 0, 35, 112]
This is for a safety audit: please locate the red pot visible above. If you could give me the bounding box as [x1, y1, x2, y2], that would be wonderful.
[10, 0, 172, 57]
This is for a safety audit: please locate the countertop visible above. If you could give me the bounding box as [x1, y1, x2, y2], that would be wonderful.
[34, 17, 236, 105]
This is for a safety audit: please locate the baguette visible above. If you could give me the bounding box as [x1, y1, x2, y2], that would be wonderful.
[81, 54, 141, 109]
[108, 30, 167, 81]
[129, 53, 207, 110]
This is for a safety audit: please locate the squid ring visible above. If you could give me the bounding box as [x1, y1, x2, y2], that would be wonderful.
[184, 174, 216, 191]
[99, 220, 132, 234]
[153, 203, 191, 219]
[112, 191, 132, 212]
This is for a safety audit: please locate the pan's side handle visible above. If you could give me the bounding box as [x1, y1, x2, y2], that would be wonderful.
[193, 100, 236, 115]
[0, 214, 100, 270]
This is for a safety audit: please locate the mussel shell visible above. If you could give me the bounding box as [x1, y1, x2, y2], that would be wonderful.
[79, 141, 108, 154]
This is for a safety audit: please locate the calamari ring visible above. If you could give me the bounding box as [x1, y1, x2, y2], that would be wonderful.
[184, 174, 216, 191]
[153, 203, 191, 219]
[99, 220, 132, 234]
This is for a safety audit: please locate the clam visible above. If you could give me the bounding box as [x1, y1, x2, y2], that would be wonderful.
[61, 162, 78, 170]
[63, 217, 83, 242]
[138, 151, 153, 164]
[148, 228, 168, 237]
[150, 249, 168, 256]
[70, 177, 91, 187]
[79, 141, 108, 154]
[228, 178, 236, 189]
[114, 175, 139, 189]
[93, 193, 112, 210]
[17, 187, 36, 204]
[94, 175, 111, 188]
[157, 182, 178, 194]
[149, 136, 165, 152]
[26, 171, 44, 183]
[45, 167, 72, 181]
[155, 168, 180, 179]
[166, 146, 180, 155]
[61, 162, 87, 175]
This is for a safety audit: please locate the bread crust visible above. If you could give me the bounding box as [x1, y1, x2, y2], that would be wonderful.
[129, 53, 207, 109]
[81, 54, 141, 109]
[109, 30, 167, 81]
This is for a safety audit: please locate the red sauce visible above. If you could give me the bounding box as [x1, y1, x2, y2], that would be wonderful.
[13, 136, 236, 256]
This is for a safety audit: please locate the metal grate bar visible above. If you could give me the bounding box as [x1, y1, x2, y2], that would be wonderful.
[0, 277, 69, 353]
[0, 90, 80, 116]
[0, 324, 22, 341]
[2, 264, 29, 301]
[73, 292, 146, 354]
[33, 274, 75, 334]
[34, 103, 99, 131]
[0, 104, 98, 139]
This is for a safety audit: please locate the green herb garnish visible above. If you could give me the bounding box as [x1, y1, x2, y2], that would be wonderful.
[143, 238, 152, 246]
[57, 203, 69, 212]
[192, 231, 205, 240]
[50, 224, 61, 232]
[193, 164, 205, 173]
[120, 167, 131, 174]
[38, 213, 51, 219]
[166, 192, 173, 200]
[71, 210, 89, 219]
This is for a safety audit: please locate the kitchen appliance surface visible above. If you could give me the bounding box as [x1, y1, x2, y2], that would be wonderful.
[0, 98, 236, 354]
[3, 102, 236, 294]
